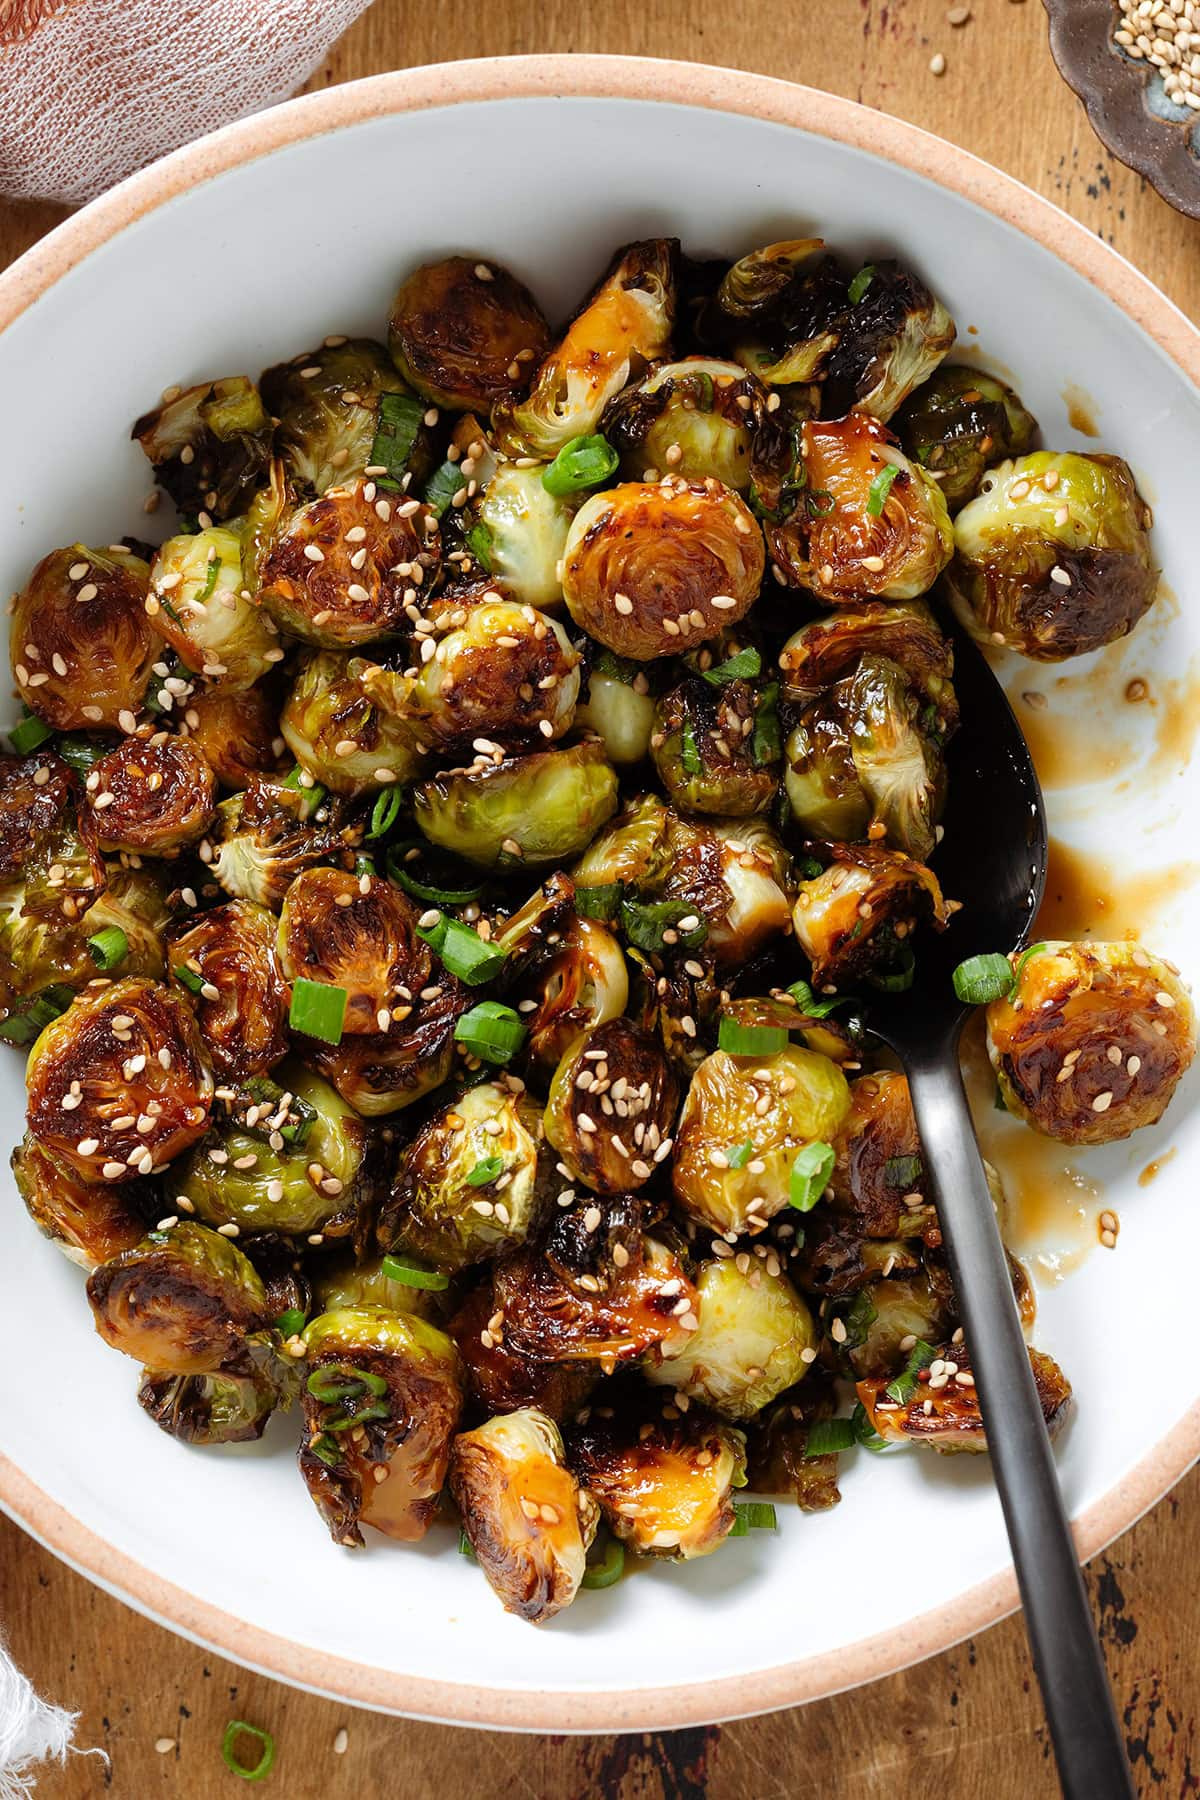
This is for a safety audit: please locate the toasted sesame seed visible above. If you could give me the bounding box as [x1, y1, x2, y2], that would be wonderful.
[1092, 1091, 1114, 1113]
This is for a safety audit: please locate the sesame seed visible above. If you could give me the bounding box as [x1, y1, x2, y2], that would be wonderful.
[929, 49, 947, 72]
[1092, 1091, 1114, 1112]
[710, 594, 737, 611]
[1049, 565, 1071, 586]
[217, 1222, 240, 1237]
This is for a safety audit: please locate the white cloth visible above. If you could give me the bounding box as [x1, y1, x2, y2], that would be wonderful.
[0, 1640, 90, 1797]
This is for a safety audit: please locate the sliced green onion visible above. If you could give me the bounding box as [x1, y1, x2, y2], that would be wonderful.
[789, 1140, 836, 1212]
[458, 1528, 476, 1558]
[805, 488, 836, 518]
[841, 1286, 878, 1350]
[752, 681, 781, 767]
[952, 953, 1014, 1005]
[281, 764, 326, 816]
[86, 927, 128, 971]
[195, 555, 222, 603]
[591, 648, 640, 685]
[690, 370, 715, 410]
[367, 786, 403, 840]
[852, 1401, 893, 1452]
[729, 1500, 778, 1536]
[885, 1338, 936, 1404]
[581, 1533, 626, 1588]
[288, 977, 347, 1044]
[308, 1432, 342, 1468]
[54, 735, 108, 774]
[787, 977, 855, 1019]
[423, 457, 463, 519]
[701, 646, 762, 686]
[869, 946, 916, 993]
[464, 521, 494, 571]
[387, 844, 484, 907]
[1014, 940, 1049, 981]
[465, 1156, 504, 1187]
[221, 1721, 275, 1783]
[381, 1252, 450, 1291]
[727, 1141, 754, 1169]
[454, 1000, 527, 1065]
[274, 1307, 306, 1338]
[718, 1018, 788, 1057]
[574, 882, 622, 922]
[8, 712, 54, 755]
[884, 1153, 922, 1190]
[172, 964, 206, 996]
[804, 1418, 856, 1458]
[416, 911, 507, 985]
[371, 391, 425, 489]
[541, 434, 619, 498]
[994, 1082, 1009, 1114]
[679, 720, 702, 776]
[848, 264, 876, 305]
[866, 463, 900, 516]
[0, 983, 74, 1046]
[619, 897, 707, 956]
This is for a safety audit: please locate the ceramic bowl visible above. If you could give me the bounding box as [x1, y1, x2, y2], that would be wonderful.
[0, 55, 1198, 1731]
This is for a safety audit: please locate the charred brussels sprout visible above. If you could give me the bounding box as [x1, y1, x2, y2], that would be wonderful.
[792, 846, 948, 989]
[950, 451, 1157, 660]
[783, 697, 872, 845]
[379, 1080, 550, 1272]
[302, 979, 468, 1119]
[131, 376, 272, 520]
[715, 238, 847, 384]
[0, 858, 169, 1029]
[137, 1365, 280, 1445]
[494, 238, 676, 459]
[184, 686, 286, 789]
[26, 978, 213, 1183]
[413, 739, 618, 871]
[167, 900, 288, 1080]
[648, 1257, 817, 1419]
[449, 1284, 598, 1420]
[603, 358, 765, 489]
[575, 654, 657, 766]
[562, 478, 764, 660]
[746, 1372, 844, 1513]
[12, 1132, 153, 1267]
[828, 1071, 926, 1238]
[986, 941, 1195, 1145]
[387, 256, 550, 412]
[896, 364, 1038, 511]
[450, 1408, 600, 1622]
[277, 868, 428, 1037]
[211, 775, 360, 910]
[147, 525, 279, 690]
[259, 477, 441, 649]
[85, 735, 216, 855]
[87, 1221, 269, 1375]
[778, 598, 957, 735]
[176, 1062, 369, 1238]
[280, 651, 423, 798]
[651, 674, 779, 816]
[261, 339, 414, 497]
[568, 1386, 746, 1559]
[822, 260, 956, 421]
[844, 1269, 956, 1381]
[297, 1306, 462, 1546]
[473, 465, 577, 611]
[544, 1019, 679, 1195]
[573, 792, 673, 891]
[673, 1045, 851, 1235]
[856, 1337, 1072, 1452]
[10, 545, 156, 731]
[496, 884, 628, 1074]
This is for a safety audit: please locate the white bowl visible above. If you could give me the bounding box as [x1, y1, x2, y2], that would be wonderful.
[1, 55, 1197, 1731]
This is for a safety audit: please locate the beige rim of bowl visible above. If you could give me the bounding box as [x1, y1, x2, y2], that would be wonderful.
[1, 53, 1198, 1732]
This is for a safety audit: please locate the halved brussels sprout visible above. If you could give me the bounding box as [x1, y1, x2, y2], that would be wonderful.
[175, 1061, 369, 1238]
[544, 1019, 679, 1195]
[301, 967, 467, 1117]
[0, 750, 104, 922]
[783, 700, 871, 845]
[260, 339, 415, 498]
[493, 238, 676, 458]
[574, 655, 657, 767]
[651, 674, 778, 816]
[567, 1385, 746, 1559]
[388, 256, 550, 412]
[0, 858, 167, 1031]
[10, 545, 156, 731]
[277, 868, 427, 1037]
[448, 1282, 599, 1420]
[364, 599, 580, 751]
[497, 1194, 698, 1367]
[85, 735, 216, 855]
[26, 978, 213, 1183]
[280, 650, 423, 798]
[450, 1407, 599, 1623]
[312, 1252, 438, 1321]
[646, 1256, 818, 1418]
[986, 940, 1195, 1145]
[828, 1071, 925, 1238]
[790, 1215, 925, 1300]
[778, 598, 957, 736]
[297, 1305, 462, 1546]
[716, 238, 846, 384]
[379, 1081, 550, 1272]
[212, 775, 361, 911]
[147, 525, 279, 691]
[183, 685, 285, 790]
[472, 464, 577, 611]
[573, 792, 673, 891]
[86, 1221, 269, 1375]
[167, 899, 288, 1080]
[259, 477, 441, 649]
[746, 1369, 843, 1512]
[137, 1364, 280, 1445]
[603, 357, 765, 489]
[856, 1337, 1072, 1452]
[561, 479, 764, 660]
[896, 364, 1038, 511]
[628, 957, 726, 1078]
[949, 451, 1157, 660]
[672, 1044, 851, 1235]
[772, 416, 953, 602]
[792, 846, 948, 989]
[131, 376, 272, 520]
[12, 1132, 153, 1267]
[413, 739, 618, 871]
[843, 1269, 956, 1381]
[496, 883, 628, 1074]
[823, 261, 956, 421]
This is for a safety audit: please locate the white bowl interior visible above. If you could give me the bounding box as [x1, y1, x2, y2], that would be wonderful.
[0, 91, 1197, 1717]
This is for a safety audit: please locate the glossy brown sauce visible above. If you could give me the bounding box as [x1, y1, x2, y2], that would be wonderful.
[1138, 1146, 1178, 1187]
[1062, 381, 1100, 437]
[1035, 838, 1200, 941]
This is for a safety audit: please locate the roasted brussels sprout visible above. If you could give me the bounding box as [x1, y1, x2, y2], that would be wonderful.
[137, 1364, 280, 1445]
[778, 598, 957, 736]
[574, 653, 657, 766]
[782, 697, 871, 846]
[167, 900, 288, 1080]
[646, 1257, 818, 1418]
[259, 477, 441, 649]
[277, 868, 426, 1036]
[211, 774, 360, 910]
[472, 465, 577, 611]
[131, 376, 272, 520]
[147, 525, 279, 691]
[413, 739, 618, 871]
[183, 685, 286, 789]
[562, 478, 764, 660]
[379, 1080, 550, 1272]
[568, 1385, 746, 1559]
[387, 256, 550, 412]
[496, 883, 629, 1074]
[85, 734, 216, 856]
[714, 238, 848, 384]
[10, 545, 157, 731]
[448, 1283, 598, 1420]
[949, 451, 1157, 660]
[0, 749, 103, 919]
[26, 978, 213, 1183]
[278, 650, 423, 798]
[87, 1221, 269, 1375]
[297, 1306, 462, 1546]
[301, 982, 467, 1118]
[856, 1337, 1072, 1452]
[650, 674, 779, 816]
[746, 1369, 843, 1512]
[986, 941, 1195, 1145]
[770, 416, 953, 602]
[896, 365, 1038, 511]
[0, 855, 168, 1029]
[573, 791, 673, 889]
[822, 260, 956, 421]
[792, 846, 948, 989]
[603, 358, 765, 489]
[828, 1071, 926, 1238]
[313, 1251, 439, 1321]
[494, 238, 676, 458]
[672, 1045, 851, 1235]
[544, 1019, 678, 1195]
[843, 1269, 957, 1381]
[450, 1407, 600, 1622]
[12, 1132, 153, 1267]
[261, 339, 414, 498]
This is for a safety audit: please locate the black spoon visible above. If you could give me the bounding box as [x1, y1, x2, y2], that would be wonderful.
[865, 607, 1135, 1800]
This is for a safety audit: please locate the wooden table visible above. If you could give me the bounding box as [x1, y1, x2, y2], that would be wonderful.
[2, 2, 1197, 1793]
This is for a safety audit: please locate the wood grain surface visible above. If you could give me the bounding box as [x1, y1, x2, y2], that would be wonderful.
[2, 2, 1198, 1794]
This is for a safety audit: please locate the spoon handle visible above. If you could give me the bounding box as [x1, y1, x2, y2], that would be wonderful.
[903, 1044, 1135, 1800]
